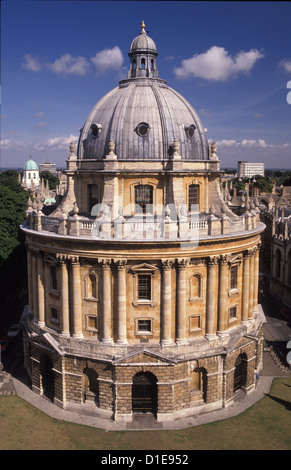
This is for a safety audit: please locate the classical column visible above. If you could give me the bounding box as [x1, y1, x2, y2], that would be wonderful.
[217, 255, 229, 336]
[26, 246, 33, 314]
[57, 254, 70, 337]
[70, 256, 83, 338]
[101, 259, 113, 344]
[161, 259, 174, 346]
[248, 249, 255, 320]
[116, 260, 127, 344]
[37, 252, 45, 326]
[241, 250, 251, 324]
[176, 259, 188, 344]
[253, 245, 260, 310]
[206, 256, 218, 340]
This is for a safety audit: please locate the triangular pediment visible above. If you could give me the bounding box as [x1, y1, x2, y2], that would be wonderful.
[130, 263, 159, 273]
[29, 331, 64, 355]
[113, 349, 176, 365]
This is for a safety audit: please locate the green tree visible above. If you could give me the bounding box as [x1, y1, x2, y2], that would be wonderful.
[40, 170, 60, 190]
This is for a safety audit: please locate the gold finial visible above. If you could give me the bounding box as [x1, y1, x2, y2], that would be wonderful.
[141, 20, 146, 33]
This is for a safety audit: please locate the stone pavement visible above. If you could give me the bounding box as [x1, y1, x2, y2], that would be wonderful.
[1, 349, 289, 431]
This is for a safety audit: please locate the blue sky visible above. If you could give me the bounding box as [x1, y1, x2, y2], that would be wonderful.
[1, 0, 291, 170]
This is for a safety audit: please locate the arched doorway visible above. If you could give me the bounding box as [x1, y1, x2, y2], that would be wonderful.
[132, 372, 157, 416]
[233, 353, 247, 393]
[40, 354, 54, 401]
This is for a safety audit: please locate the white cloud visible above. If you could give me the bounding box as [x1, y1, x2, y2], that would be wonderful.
[22, 54, 43, 72]
[45, 134, 79, 149]
[279, 59, 291, 73]
[174, 46, 264, 81]
[48, 54, 90, 76]
[91, 46, 124, 74]
[0, 139, 11, 146]
[216, 138, 274, 149]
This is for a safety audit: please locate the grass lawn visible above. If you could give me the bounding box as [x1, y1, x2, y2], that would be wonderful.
[0, 377, 290, 450]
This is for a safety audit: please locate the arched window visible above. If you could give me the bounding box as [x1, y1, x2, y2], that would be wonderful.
[190, 273, 202, 300]
[275, 249, 281, 279]
[135, 184, 153, 213]
[85, 272, 98, 299]
[133, 59, 136, 70]
[188, 184, 199, 212]
[50, 265, 58, 291]
[28, 172, 31, 180]
[141, 58, 145, 69]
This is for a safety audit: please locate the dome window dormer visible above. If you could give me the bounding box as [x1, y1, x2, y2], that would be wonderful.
[91, 123, 102, 138]
[186, 125, 196, 139]
[136, 122, 150, 137]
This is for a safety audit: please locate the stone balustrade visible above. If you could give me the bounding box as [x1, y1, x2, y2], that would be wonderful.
[25, 208, 261, 240]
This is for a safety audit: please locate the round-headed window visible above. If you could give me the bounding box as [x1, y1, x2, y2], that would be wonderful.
[136, 122, 150, 137]
[186, 125, 196, 138]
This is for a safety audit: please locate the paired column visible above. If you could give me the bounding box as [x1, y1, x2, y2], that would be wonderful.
[37, 251, 45, 326]
[217, 255, 229, 336]
[69, 256, 83, 338]
[32, 250, 39, 322]
[206, 256, 218, 339]
[101, 259, 113, 344]
[176, 259, 188, 344]
[116, 260, 127, 344]
[57, 254, 70, 337]
[161, 259, 174, 345]
[26, 246, 33, 314]
[241, 250, 251, 323]
[253, 245, 260, 310]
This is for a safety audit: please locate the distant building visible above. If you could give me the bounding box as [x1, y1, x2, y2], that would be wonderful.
[238, 161, 264, 178]
[39, 162, 57, 175]
[22, 156, 40, 189]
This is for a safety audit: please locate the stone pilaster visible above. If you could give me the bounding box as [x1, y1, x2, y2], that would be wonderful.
[161, 259, 174, 346]
[217, 255, 229, 337]
[206, 256, 218, 340]
[101, 259, 113, 344]
[176, 259, 189, 344]
[116, 260, 128, 344]
[69, 256, 83, 338]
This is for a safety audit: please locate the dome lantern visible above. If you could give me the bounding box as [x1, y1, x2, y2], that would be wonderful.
[128, 21, 159, 79]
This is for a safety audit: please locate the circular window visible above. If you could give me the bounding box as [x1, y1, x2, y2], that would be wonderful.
[186, 125, 196, 138]
[136, 122, 150, 137]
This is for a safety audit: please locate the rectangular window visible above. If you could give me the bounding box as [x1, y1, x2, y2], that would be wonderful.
[88, 184, 100, 213]
[230, 265, 237, 290]
[50, 307, 59, 323]
[50, 265, 58, 291]
[138, 274, 151, 300]
[135, 185, 153, 213]
[138, 319, 152, 332]
[229, 306, 237, 320]
[188, 184, 199, 211]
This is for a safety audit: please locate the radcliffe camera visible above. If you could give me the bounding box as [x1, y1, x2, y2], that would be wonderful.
[0, 1, 290, 454]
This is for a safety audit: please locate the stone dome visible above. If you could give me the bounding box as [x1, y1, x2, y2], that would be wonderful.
[77, 23, 209, 162]
[23, 156, 39, 171]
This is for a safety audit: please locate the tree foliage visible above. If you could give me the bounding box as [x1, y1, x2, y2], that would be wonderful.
[40, 170, 60, 190]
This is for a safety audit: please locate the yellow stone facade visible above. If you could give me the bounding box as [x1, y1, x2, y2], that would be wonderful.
[22, 25, 266, 423]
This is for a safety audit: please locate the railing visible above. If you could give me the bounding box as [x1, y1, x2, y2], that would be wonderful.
[26, 208, 261, 241]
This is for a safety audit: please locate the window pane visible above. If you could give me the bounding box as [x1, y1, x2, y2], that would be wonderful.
[135, 185, 153, 213]
[188, 184, 199, 211]
[138, 274, 151, 300]
[138, 319, 151, 332]
[230, 266, 237, 289]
